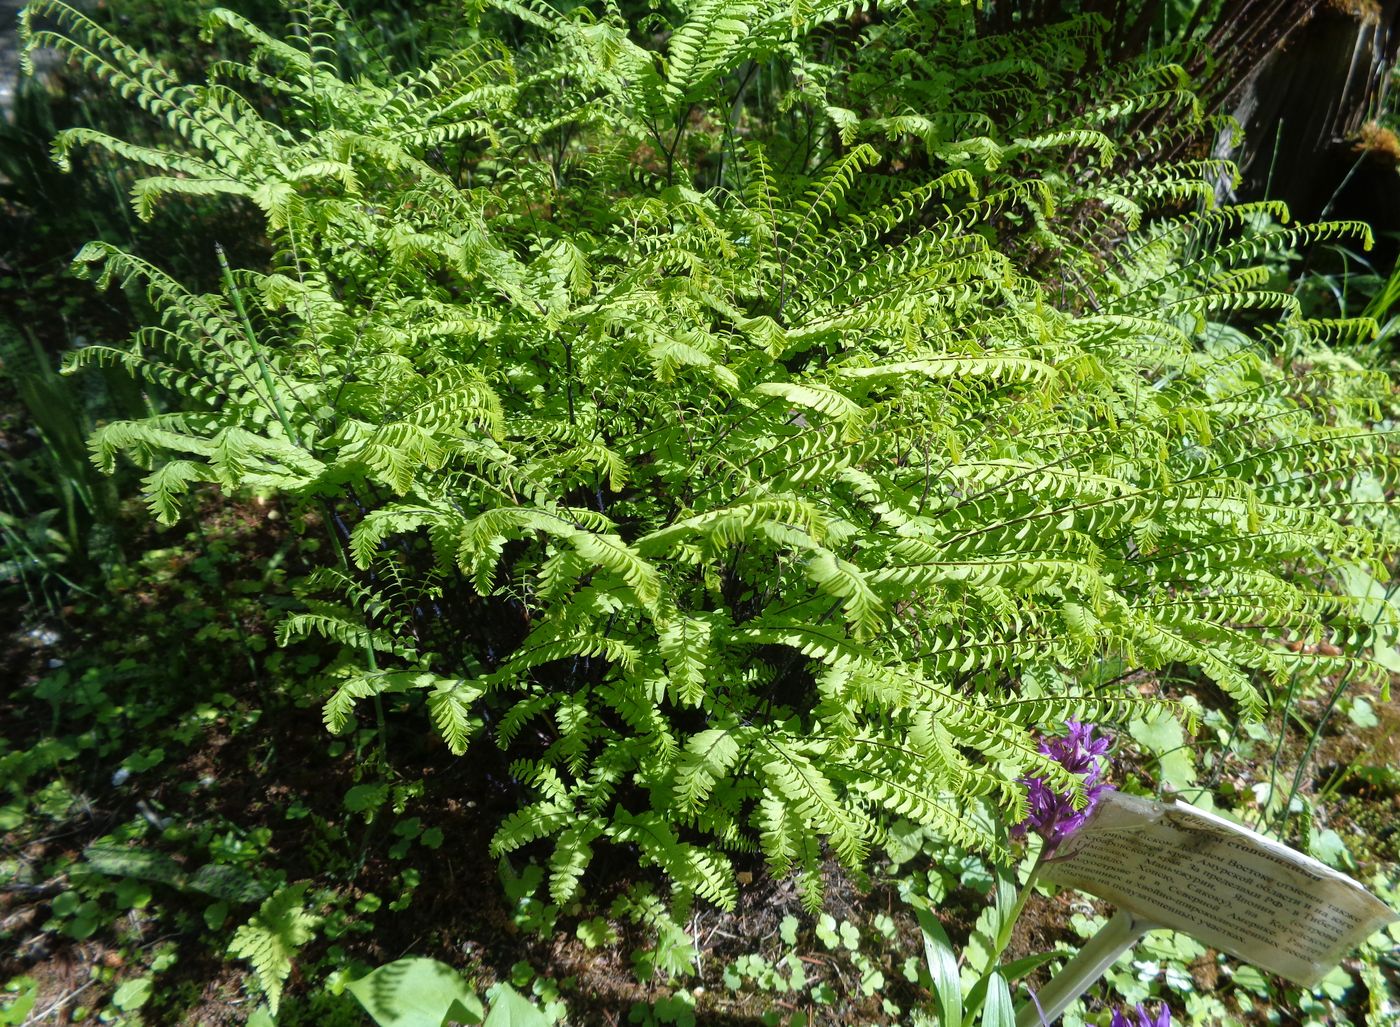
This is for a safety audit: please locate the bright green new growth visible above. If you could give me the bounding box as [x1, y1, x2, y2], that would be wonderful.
[227, 883, 320, 1015]
[27, 0, 1398, 913]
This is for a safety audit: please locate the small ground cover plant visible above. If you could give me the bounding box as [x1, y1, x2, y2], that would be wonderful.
[2, 0, 1399, 1023]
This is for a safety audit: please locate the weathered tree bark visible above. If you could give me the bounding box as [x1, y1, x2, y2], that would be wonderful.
[983, 0, 1400, 234]
[1228, 0, 1400, 227]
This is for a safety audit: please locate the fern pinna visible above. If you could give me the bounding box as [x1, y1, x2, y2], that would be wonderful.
[27, 0, 1399, 912]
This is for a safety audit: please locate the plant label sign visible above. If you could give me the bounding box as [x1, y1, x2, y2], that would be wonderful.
[1041, 790, 1398, 986]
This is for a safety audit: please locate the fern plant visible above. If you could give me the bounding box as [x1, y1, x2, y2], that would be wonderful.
[25, 0, 1398, 914]
[228, 883, 320, 1016]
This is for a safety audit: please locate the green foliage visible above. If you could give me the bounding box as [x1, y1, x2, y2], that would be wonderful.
[0, 323, 128, 612]
[346, 957, 486, 1026]
[482, 983, 557, 1027]
[25, 0, 1400, 922]
[228, 883, 321, 1015]
[614, 884, 701, 983]
[0, 980, 38, 1026]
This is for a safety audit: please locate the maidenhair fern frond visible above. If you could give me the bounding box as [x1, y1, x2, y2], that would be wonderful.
[33, 0, 1400, 914]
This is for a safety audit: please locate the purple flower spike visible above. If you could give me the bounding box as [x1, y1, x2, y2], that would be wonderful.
[1110, 1003, 1172, 1027]
[1012, 720, 1112, 850]
[1045, 720, 1112, 778]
